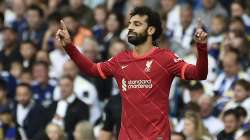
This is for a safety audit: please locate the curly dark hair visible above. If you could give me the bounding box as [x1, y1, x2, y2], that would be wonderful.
[130, 6, 162, 42]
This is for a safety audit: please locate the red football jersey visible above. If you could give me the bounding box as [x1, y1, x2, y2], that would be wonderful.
[65, 43, 207, 140]
[97, 48, 187, 140]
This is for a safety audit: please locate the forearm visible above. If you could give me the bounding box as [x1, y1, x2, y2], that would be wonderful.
[184, 43, 208, 80]
[64, 43, 100, 77]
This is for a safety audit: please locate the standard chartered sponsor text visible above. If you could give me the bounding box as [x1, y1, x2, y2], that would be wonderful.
[127, 79, 152, 89]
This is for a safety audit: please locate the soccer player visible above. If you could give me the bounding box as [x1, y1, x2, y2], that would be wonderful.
[56, 6, 208, 140]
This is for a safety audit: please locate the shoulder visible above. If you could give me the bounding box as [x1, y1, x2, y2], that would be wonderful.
[74, 98, 88, 107]
[242, 97, 250, 105]
[153, 48, 177, 56]
[116, 50, 131, 58]
[75, 76, 96, 91]
[154, 48, 182, 63]
[76, 76, 94, 86]
[32, 103, 45, 112]
[107, 50, 131, 62]
[49, 50, 60, 57]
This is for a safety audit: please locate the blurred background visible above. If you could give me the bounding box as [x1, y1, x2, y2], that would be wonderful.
[0, 0, 250, 140]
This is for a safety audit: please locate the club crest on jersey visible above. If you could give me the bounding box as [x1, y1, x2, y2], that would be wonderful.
[145, 60, 153, 72]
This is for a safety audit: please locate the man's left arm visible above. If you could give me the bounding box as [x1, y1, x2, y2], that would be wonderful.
[181, 20, 208, 80]
[183, 43, 208, 80]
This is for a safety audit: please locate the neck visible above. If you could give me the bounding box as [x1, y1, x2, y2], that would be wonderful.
[63, 94, 73, 100]
[40, 79, 48, 87]
[20, 100, 31, 108]
[183, 22, 191, 31]
[133, 39, 154, 56]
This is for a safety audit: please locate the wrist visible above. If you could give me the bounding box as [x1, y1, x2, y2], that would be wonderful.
[64, 42, 75, 50]
[196, 43, 207, 50]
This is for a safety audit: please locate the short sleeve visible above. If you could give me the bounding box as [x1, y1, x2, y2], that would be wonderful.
[97, 56, 118, 79]
[166, 51, 188, 79]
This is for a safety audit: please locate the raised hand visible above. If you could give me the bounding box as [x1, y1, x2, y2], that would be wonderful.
[194, 19, 208, 44]
[56, 20, 72, 47]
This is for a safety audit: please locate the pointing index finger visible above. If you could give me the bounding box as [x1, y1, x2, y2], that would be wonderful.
[196, 18, 203, 29]
[60, 20, 68, 30]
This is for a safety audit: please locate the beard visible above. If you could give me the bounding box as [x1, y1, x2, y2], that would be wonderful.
[127, 30, 148, 46]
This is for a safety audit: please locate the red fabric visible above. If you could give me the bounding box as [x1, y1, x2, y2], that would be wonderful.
[64, 43, 100, 77]
[184, 43, 208, 80]
[65, 42, 208, 140]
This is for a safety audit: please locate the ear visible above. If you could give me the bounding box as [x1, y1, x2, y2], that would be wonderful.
[147, 26, 156, 36]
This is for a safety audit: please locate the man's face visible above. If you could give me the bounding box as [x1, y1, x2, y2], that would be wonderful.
[83, 43, 98, 61]
[229, 21, 245, 33]
[203, 0, 215, 9]
[223, 115, 239, 133]
[211, 17, 224, 34]
[234, 84, 249, 102]
[69, 0, 82, 9]
[106, 14, 120, 33]
[160, 0, 177, 12]
[32, 64, 48, 84]
[183, 118, 195, 136]
[0, 113, 12, 125]
[62, 17, 78, 34]
[16, 86, 31, 106]
[46, 124, 62, 140]
[198, 97, 213, 118]
[190, 89, 203, 102]
[63, 61, 78, 78]
[127, 15, 148, 46]
[231, 3, 244, 17]
[222, 54, 239, 77]
[3, 29, 16, 47]
[20, 43, 36, 60]
[59, 78, 74, 99]
[109, 42, 127, 57]
[26, 10, 41, 29]
[180, 7, 193, 29]
[0, 88, 6, 101]
[12, 0, 26, 17]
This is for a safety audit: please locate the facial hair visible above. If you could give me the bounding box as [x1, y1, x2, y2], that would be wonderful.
[127, 29, 148, 46]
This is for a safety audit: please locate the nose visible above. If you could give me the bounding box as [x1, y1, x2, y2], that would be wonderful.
[127, 23, 134, 31]
[128, 29, 134, 34]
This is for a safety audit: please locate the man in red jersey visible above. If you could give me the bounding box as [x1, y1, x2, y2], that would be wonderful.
[56, 6, 208, 140]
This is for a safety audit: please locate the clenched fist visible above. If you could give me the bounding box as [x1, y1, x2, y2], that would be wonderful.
[194, 19, 208, 44]
[56, 20, 72, 48]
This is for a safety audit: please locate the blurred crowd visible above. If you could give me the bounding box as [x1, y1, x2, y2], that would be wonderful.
[0, 0, 250, 140]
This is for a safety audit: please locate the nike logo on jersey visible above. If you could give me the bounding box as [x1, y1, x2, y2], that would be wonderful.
[121, 65, 128, 69]
[173, 53, 183, 63]
[174, 58, 182, 63]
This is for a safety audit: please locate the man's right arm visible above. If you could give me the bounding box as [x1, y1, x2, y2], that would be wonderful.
[56, 20, 109, 79]
[64, 43, 101, 77]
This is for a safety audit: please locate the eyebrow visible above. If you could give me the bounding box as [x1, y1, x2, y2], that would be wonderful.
[128, 20, 142, 24]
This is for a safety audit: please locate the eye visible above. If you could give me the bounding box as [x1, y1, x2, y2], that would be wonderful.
[136, 21, 143, 26]
[135, 22, 141, 26]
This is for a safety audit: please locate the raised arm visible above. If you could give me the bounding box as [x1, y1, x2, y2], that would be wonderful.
[56, 20, 100, 77]
[183, 20, 208, 80]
